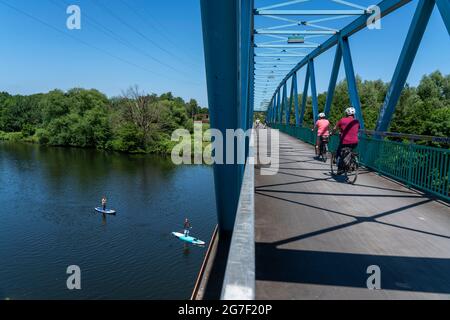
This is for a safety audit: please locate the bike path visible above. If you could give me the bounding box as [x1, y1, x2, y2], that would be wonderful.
[255, 129, 450, 299]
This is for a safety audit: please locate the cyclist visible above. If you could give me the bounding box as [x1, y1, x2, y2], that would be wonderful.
[312, 113, 330, 156]
[333, 107, 360, 174]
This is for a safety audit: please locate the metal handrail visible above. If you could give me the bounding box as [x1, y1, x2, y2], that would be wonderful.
[272, 124, 450, 201]
[362, 130, 450, 144]
[275, 125, 449, 144]
[221, 131, 256, 300]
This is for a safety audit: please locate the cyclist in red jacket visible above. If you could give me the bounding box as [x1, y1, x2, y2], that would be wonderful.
[333, 107, 360, 173]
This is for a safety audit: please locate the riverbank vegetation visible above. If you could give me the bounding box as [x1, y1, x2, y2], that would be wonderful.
[0, 86, 209, 154]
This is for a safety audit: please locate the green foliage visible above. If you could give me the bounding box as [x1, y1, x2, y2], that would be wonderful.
[0, 87, 205, 154]
[110, 123, 145, 153]
[391, 71, 450, 138]
[0, 131, 24, 142]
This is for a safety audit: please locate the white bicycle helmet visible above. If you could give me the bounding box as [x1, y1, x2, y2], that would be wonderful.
[345, 107, 356, 116]
[318, 113, 326, 119]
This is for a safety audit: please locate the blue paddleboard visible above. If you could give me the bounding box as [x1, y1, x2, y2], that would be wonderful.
[95, 207, 116, 215]
[172, 232, 206, 246]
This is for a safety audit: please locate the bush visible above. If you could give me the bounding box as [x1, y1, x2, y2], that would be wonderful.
[110, 123, 145, 153]
[0, 131, 23, 142]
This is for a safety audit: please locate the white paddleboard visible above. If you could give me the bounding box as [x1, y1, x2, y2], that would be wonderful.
[95, 207, 116, 215]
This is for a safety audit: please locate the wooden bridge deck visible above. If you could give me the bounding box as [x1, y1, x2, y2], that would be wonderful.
[255, 129, 450, 300]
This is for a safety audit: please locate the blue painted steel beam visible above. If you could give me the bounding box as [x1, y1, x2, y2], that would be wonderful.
[324, 43, 342, 116]
[255, 72, 289, 75]
[308, 60, 319, 124]
[280, 84, 286, 124]
[289, 73, 300, 126]
[288, 77, 294, 125]
[277, 89, 282, 123]
[256, 61, 297, 64]
[255, 54, 307, 57]
[247, 8, 255, 133]
[255, 44, 319, 48]
[200, 0, 253, 232]
[376, 0, 434, 132]
[240, 0, 253, 133]
[255, 67, 294, 70]
[436, 0, 450, 34]
[255, 30, 336, 35]
[283, 83, 289, 124]
[270, 95, 275, 122]
[340, 36, 365, 129]
[299, 66, 310, 126]
[272, 99, 276, 122]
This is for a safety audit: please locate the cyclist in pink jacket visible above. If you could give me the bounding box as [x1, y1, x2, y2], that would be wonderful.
[312, 113, 330, 156]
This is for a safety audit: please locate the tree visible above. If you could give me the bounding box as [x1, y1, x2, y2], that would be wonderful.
[121, 86, 163, 147]
[186, 99, 200, 118]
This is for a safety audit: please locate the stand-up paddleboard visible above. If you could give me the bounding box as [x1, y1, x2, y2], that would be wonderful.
[172, 232, 205, 246]
[95, 207, 116, 215]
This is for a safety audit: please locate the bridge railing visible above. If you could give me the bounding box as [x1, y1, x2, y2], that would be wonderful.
[221, 130, 255, 300]
[272, 124, 450, 202]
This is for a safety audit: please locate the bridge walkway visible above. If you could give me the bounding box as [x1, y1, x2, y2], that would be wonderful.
[255, 129, 450, 299]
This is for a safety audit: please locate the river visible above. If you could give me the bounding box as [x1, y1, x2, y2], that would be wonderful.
[0, 142, 217, 300]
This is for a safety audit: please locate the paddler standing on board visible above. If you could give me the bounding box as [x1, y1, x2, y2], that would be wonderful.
[101, 196, 107, 211]
[184, 218, 191, 237]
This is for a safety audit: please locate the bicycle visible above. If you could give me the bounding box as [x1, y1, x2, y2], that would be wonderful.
[317, 136, 329, 163]
[330, 147, 359, 184]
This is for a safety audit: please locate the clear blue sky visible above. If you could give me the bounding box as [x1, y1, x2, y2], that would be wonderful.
[0, 0, 449, 108]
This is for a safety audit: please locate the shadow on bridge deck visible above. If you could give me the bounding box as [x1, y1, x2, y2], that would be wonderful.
[255, 129, 450, 299]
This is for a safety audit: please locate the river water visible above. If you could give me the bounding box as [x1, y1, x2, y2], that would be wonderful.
[0, 142, 217, 300]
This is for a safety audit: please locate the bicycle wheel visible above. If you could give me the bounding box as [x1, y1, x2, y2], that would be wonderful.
[330, 153, 338, 175]
[345, 157, 359, 184]
[322, 143, 328, 163]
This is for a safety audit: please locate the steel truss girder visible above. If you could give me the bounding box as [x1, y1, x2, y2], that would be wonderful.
[269, 0, 414, 105]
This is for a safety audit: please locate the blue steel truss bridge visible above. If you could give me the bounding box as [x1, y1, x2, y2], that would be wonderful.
[194, 0, 450, 300]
